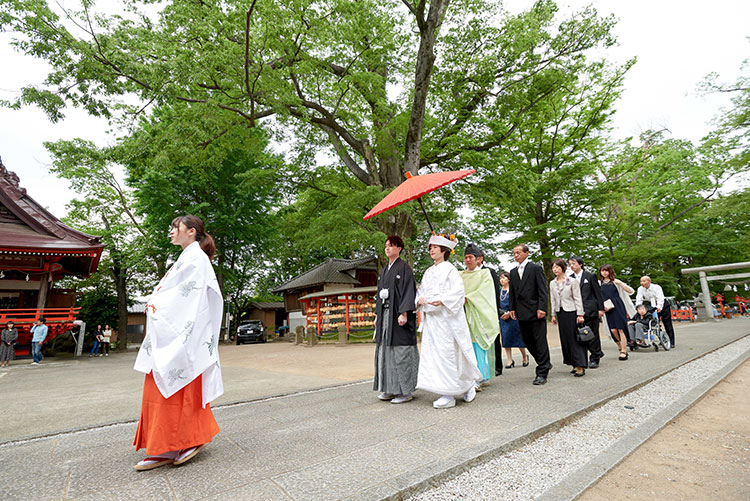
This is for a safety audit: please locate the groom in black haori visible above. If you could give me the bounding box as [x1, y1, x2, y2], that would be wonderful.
[374, 236, 419, 404]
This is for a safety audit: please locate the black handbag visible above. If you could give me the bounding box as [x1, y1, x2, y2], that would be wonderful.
[576, 325, 595, 342]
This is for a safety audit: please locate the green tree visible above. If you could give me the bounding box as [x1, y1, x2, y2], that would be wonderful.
[45, 139, 156, 350]
[75, 280, 119, 332]
[700, 56, 750, 170]
[467, 56, 633, 276]
[2, 0, 622, 240]
[593, 130, 746, 297]
[121, 114, 281, 332]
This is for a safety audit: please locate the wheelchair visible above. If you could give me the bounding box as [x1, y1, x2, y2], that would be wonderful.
[629, 308, 671, 352]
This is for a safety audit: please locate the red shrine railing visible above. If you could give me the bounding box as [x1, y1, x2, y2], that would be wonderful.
[0, 308, 81, 356]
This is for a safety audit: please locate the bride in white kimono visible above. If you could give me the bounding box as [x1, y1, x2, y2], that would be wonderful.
[416, 235, 482, 409]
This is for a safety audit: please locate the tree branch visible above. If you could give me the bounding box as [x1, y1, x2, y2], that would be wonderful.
[657, 186, 719, 230]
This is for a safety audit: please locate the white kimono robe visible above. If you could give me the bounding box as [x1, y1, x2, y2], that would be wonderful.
[134, 241, 224, 407]
[416, 261, 482, 396]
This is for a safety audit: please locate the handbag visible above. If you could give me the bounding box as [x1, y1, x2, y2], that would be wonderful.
[576, 325, 595, 342]
[603, 299, 615, 310]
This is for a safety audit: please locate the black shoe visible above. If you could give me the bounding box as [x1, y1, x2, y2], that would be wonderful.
[574, 369, 585, 377]
[570, 369, 576, 374]
[495, 370, 502, 377]
[589, 361, 599, 369]
[522, 359, 529, 367]
[505, 360, 515, 369]
[532, 376, 547, 385]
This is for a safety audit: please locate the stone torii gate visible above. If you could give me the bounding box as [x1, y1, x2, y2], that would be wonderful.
[681, 261, 750, 320]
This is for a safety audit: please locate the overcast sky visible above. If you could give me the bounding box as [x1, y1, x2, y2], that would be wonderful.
[1, 0, 748, 223]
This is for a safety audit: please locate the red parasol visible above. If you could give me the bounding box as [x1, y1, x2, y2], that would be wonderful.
[363, 169, 475, 231]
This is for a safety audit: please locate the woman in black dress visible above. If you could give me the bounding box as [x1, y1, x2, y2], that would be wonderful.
[598, 264, 634, 360]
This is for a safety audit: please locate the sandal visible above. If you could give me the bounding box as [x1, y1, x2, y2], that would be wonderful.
[618, 351, 628, 361]
[134, 455, 176, 471]
[174, 444, 206, 466]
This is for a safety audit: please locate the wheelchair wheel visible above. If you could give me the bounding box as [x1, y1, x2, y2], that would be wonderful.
[660, 332, 671, 351]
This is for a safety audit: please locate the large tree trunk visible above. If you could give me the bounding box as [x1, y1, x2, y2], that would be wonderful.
[110, 253, 129, 352]
[403, 0, 451, 174]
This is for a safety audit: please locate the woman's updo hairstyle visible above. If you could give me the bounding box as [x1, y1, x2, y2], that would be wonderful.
[171, 214, 216, 260]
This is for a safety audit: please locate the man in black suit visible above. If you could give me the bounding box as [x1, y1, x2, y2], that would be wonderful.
[474, 247, 503, 377]
[568, 256, 605, 368]
[508, 244, 551, 385]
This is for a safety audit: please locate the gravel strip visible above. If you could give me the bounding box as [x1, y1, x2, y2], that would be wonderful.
[410, 336, 750, 501]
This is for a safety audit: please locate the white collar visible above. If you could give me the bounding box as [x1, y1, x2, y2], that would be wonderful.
[518, 257, 529, 268]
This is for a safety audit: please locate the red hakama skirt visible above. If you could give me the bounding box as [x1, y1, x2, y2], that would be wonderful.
[133, 372, 220, 455]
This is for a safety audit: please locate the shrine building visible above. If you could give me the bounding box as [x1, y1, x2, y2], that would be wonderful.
[0, 158, 104, 355]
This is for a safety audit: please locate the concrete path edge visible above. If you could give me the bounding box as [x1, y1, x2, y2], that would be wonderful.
[537, 340, 750, 501]
[380, 333, 750, 501]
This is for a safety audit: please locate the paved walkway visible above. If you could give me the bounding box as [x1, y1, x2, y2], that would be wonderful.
[1, 319, 748, 500]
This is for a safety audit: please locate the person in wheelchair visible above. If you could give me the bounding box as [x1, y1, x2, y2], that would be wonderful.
[627, 304, 652, 347]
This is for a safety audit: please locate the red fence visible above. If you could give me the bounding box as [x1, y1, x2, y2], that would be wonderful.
[671, 308, 694, 322]
[0, 308, 80, 355]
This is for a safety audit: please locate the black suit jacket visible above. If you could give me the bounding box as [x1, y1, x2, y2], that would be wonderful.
[482, 265, 503, 324]
[374, 257, 417, 346]
[573, 269, 605, 318]
[509, 260, 548, 322]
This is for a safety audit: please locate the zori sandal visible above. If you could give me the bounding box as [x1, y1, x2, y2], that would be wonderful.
[134, 455, 176, 471]
[174, 444, 206, 466]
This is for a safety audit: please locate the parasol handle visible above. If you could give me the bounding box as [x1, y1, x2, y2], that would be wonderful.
[417, 197, 434, 232]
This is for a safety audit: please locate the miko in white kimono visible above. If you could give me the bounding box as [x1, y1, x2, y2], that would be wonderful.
[416, 234, 483, 409]
[133, 215, 224, 471]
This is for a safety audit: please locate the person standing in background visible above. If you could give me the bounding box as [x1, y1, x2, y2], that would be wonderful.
[1, 320, 18, 367]
[598, 265, 635, 360]
[102, 325, 112, 357]
[90, 325, 103, 357]
[30, 317, 48, 365]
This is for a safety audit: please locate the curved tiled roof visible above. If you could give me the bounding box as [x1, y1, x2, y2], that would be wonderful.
[272, 256, 377, 293]
[0, 157, 104, 277]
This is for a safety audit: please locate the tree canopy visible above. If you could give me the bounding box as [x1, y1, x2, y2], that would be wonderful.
[2, 0, 749, 303]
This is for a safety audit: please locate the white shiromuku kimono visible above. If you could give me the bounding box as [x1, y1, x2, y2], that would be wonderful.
[134, 241, 224, 407]
[416, 261, 482, 396]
